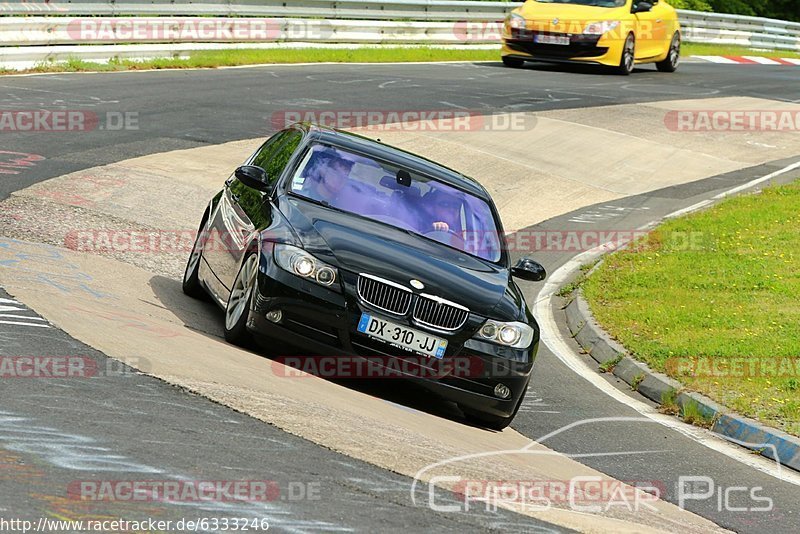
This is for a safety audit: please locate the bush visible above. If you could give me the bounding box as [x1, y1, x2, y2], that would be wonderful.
[669, 0, 714, 12]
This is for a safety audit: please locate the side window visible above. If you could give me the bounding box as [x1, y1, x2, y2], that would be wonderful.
[251, 130, 302, 186]
[251, 131, 287, 167]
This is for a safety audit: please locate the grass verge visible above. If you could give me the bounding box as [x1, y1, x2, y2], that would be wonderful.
[3, 42, 797, 75]
[16, 47, 499, 74]
[683, 42, 800, 59]
[583, 180, 800, 437]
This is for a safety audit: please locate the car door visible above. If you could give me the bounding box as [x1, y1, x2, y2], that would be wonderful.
[651, 0, 674, 52]
[204, 130, 302, 295]
[633, 0, 667, 59]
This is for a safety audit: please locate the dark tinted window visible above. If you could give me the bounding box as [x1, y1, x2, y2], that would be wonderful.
[252, 130, 302, 185]
[289, 143, 502, 262]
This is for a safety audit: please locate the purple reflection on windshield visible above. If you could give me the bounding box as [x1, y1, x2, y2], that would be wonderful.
[290, 144, 502, 262]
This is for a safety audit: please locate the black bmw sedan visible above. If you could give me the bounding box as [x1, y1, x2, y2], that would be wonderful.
[183, 123, 546, 429]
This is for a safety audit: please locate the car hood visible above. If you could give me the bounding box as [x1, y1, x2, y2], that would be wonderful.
[518, 1, 629, 29]
[280, 196, 511, 318]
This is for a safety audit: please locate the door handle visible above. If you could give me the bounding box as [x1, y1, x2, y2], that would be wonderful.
[656, 18, 663, 23]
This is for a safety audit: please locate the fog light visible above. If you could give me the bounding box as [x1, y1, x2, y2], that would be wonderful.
[266, 310, 282, 323]
[494, 383, 511, 399]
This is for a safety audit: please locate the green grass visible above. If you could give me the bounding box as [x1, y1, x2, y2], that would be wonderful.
[583, 180, 800, 436]
[598, 355, 623, 374]
[682, 400, 715, 429]
[5, 41, 798, 76]
[660, 388, 681, 415]
[631, 373, 645, 391]
[557, 261, 598, 298]
[683, 42, 800, 59]
[19, 47, 499, 74]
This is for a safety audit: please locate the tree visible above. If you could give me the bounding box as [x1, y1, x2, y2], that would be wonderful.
[669, 0, 713, 12]
[706, 0, 799, 21]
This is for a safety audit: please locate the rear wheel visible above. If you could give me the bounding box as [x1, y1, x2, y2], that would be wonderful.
[656, 33, 681, 73]
[502, 56, 525, 68]
[224, 252, 258, 346]
[615, 34, 635, 75]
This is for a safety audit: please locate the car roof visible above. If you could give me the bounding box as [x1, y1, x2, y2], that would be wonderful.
[293, 123, 491, 199]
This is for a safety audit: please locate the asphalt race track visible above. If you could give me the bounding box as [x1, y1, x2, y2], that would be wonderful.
[1, 61, 799, 533]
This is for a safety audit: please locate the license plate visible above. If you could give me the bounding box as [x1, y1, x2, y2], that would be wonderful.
[357, 313, 447, 359]
[535, 34, 570, 45]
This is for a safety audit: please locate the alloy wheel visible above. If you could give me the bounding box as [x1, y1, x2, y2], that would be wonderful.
[225, 253, 258, 331]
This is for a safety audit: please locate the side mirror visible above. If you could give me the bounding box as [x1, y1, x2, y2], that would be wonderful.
[632, 1, 654, 13]
[235, 165, 271, 192]
[511, 258, 546, 282]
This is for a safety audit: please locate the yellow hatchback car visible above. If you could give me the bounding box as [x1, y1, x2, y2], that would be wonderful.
[501, 0, 681, 74]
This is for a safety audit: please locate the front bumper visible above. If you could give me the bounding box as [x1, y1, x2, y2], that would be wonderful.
[502, 29, 624, 67]
[248, 252, 537, 418]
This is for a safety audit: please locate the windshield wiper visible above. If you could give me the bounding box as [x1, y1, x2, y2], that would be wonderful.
[289, 192, 334, 210]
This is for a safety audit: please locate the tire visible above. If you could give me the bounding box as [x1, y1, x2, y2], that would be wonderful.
[182, 215, 209, 299]
[502, 56, 525, 68]
[462, 388, 527, 431]
[656, 33, 681, 73]
[615, 34, 635, 75]
[224, 252, 258, 346]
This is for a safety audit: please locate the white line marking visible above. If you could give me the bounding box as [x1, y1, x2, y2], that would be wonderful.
[0, 305, 26, 312]
[0, 320, 50, 328]
[691, 55, 739, 64]
[714, 160, 800, 199]
[535, 159, 800, 485]
[439, 101, 470, 110]
[742, 56, 781, 65]
[663, 199, 713, 219]
[0, 298, 20, 304]
[781, 58, 800, 66]
[0, 314, 46, 321]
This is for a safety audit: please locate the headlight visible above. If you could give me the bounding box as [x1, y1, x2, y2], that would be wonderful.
[505, 13, 526, 30]
[273, 244, 338, 288]
[475, 320, 534, 349]
[583, 21, 620, 35]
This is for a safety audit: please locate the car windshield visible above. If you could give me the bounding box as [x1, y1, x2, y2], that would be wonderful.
[534, 0, 627, 7]
[288, 143, 503, 263]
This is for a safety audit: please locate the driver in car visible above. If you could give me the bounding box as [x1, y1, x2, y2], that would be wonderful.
[303, 151, 355, 205]
[421, 188, 463, 234]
